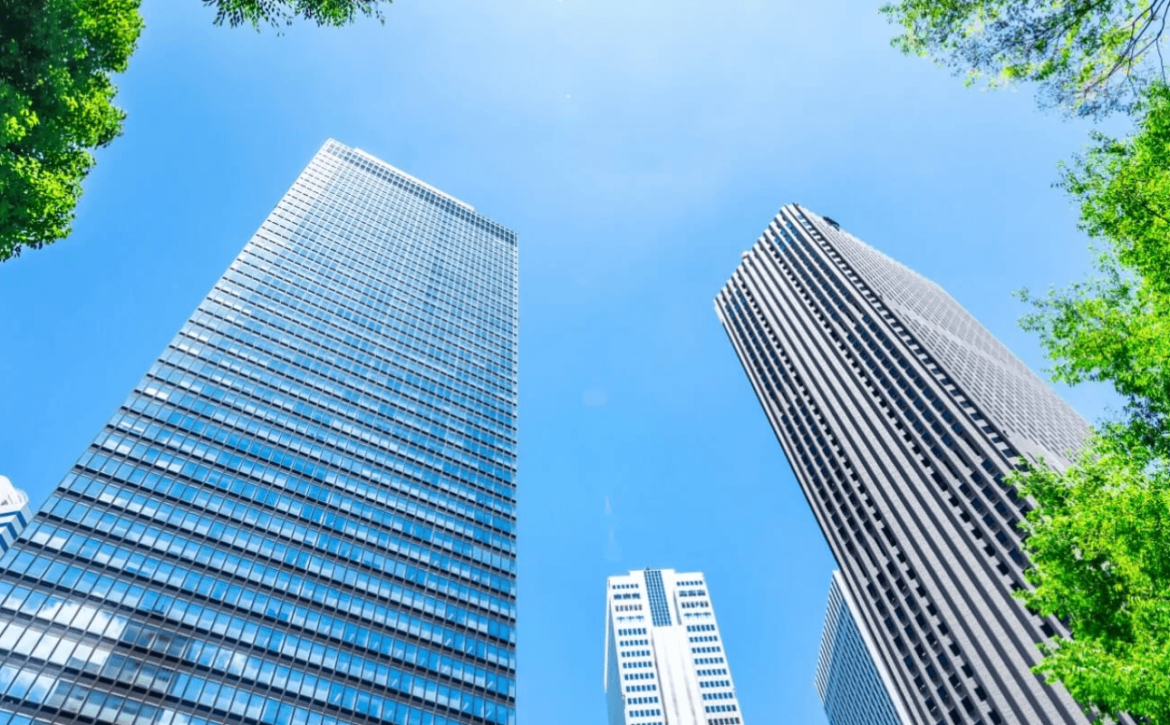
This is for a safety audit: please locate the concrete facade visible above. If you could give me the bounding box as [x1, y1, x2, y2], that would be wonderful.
[604, 569, 744, 725]
[716, 204, 1092, 725]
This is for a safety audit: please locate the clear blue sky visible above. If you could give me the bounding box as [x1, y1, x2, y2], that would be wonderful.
[0, 1, 1122, 723]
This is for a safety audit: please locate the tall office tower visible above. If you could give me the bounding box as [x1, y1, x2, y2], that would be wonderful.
[815, 571, 908, 725]
[0, 140, 518, 725]
[0, 477, 30, 554]
[715, 204, 1093, 725]
[603, 569, 745, 725]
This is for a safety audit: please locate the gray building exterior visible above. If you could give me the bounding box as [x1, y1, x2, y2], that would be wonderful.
[715, 204, 1091, 725]
[0, 140, 517, 725]
[816, 571, 906, 725]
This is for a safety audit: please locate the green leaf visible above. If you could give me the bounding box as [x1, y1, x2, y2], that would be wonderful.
[0, 0, 144, 261]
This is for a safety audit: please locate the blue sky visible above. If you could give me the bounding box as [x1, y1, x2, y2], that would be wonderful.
[0, 1, 1123, 723]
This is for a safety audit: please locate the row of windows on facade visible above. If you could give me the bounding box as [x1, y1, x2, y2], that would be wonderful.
[264, 222, 515, 336]
[48, 467, 516, 668]
[135, 360, 516, 525]
[0, 603, 514, 725]
[137, 352, 516, 528]
[246, 231, 514, 364]
[65, 465, 512, 640]
[0, 543, 518, 723]
[194, 299, 519, 474]
[195, 292, 517, 475]
[95, 404, 516, 577]
[154, 341, 517, 526]
[258, 211, 515, 345]
[43, 471, 516, 643]
[209, 263, 517, 440]
[23, 500, 517, 662]
[626, 709, 660, 719]
[89, 411, 516, 562]
[612, 614, 716, 625]
[237, 236, 514, 384]
[325, 145, 515, 245]
[314, 145, 509, 232]
[0, 553, 514, 696]
[56, 463, 514, 621]
[281, 165, 516, 298]
[228, 269, 514, 422]
[9, 516, 516, 682]
[156, 325, 515, 463]
[126, 345, 518, 521]
[180, 302, 514, 459]
[0, 596, 514, 713]
[619, 648, 723, 667]
[262, 188, 515, 327]
[0, 678, 491, 725]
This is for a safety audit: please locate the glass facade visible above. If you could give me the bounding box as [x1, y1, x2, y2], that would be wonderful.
[815, 572, 905, 725]
[0, 139, 518, 725]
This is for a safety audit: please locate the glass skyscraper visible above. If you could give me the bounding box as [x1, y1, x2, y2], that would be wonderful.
[0, 140, 517, 725]
[815, 571, 907, 725]
[716, 204, 1094, 724]
[603, 569, 745, 725]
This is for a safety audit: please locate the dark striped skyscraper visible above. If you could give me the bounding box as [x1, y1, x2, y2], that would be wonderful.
[0, 140, 518, 725]
[716, 205, 1090, 725]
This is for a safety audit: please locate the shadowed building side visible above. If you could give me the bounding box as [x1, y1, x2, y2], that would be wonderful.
[816, 570, 908, 725]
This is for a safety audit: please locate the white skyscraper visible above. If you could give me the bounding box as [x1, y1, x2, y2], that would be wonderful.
[604, 569, 745, 725]
[0, 476, 29, 553]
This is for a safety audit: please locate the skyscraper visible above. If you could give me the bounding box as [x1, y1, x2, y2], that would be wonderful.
[0, 477, 29, 554]
[715, 204, 1092, 724]
[815, 571, 907, 725]
[603, 569, 745, 725]
[0, 139, 518, 725]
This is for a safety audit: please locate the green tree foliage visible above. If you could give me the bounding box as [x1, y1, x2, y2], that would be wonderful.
[0, 0, 143, 261]
[882, 0, 1170, 117]
[205, 0, 391, 29]
[0, 0, 388, 263]
[1013, 84, 1170, 724]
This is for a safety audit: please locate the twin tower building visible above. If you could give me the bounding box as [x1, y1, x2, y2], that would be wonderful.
[0, 140, 1092, 725]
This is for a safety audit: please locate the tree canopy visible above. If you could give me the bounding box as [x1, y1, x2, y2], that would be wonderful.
[204, 0, 391, 29]
[882, 0, 1170, 117]
[0, 0, 391, 262]
[1012, 84, 1170, 724]
[0, 0, 143, 261]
